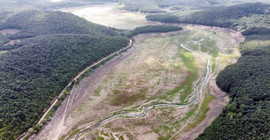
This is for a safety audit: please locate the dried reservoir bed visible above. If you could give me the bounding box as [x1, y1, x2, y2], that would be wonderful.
[30, 25, 244, 140]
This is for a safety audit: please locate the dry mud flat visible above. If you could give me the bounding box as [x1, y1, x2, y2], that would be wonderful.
[30, 25, 244, 140]
[60, 3, 156, 29]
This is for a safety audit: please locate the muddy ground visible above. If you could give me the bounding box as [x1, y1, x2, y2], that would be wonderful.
[60, 3, 157, 29]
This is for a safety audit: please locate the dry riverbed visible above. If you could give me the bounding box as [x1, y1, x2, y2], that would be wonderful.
[30, 25, 244, 140]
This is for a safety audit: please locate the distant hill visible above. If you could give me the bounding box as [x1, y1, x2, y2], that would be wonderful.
[0, 10, 129, 140]
[0, 10, 124, 39]
[147, 3, 270, 35]
[118, 0, 270, 13]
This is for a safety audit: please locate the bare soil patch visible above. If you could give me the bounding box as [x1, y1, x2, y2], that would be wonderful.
[0, 29, 20, 35]
[60, 3, 155, 29]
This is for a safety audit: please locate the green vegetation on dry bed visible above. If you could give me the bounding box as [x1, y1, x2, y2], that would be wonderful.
[197, 35, 270, 139]
[147, 2, 270, 139]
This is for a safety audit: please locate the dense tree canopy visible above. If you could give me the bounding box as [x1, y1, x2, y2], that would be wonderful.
[147, 3, 270, 35]
[0, 10, 125, 39]
[0, 11, 129, 140]
[128, 25, 182, 37]
[197, 35, 270, 140]
[119, 0, 270, 13]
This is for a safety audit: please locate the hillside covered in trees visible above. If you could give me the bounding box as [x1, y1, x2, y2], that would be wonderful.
[128, 25, 183, 37]
[197, 34, 270, 140]
[0, 10, 129, 140]
[0, 10, 125, 39]
[146, 2, 270, 139]
[118, 0, 270, 13]
[147, 3, 270, 35]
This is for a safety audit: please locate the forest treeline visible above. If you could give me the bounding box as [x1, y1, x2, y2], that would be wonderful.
[0, 10, 125, 39]
[197, 34, 270, 140]
[128, 25, 183, 37]
[146, 2, 270, 139]
[0, 11, 129, 140]
[147, 3, 270, 35]
[119, 0, 270, 13]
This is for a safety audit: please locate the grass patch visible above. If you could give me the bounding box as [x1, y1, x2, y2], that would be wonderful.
[200, 39, 216, 53]
[180, 105, 198, 124]
[211, 51, 219, 72]
[68, 129, 79, 138]
[186, 93, 216, 130]
[100, 131, 109, 137]
[110, 88, 148, 106]
[153, 127, 172, 140]
[94, 86, 102, 96]
[166, 50, 198, 103]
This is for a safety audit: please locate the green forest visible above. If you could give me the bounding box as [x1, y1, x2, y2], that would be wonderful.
[197, 33, 270, 140]
[147, 3, 270, 35]
[0, 10, 183, 140]
[0, 10, 125, 39]
[128, 25, 182, 37]
[119, 0, 270, 13]
[146, 2, 270, 139]
[0, 11, 129, 140]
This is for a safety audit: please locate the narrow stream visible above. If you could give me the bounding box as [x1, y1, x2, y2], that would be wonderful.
[72, 43, 211, 140]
